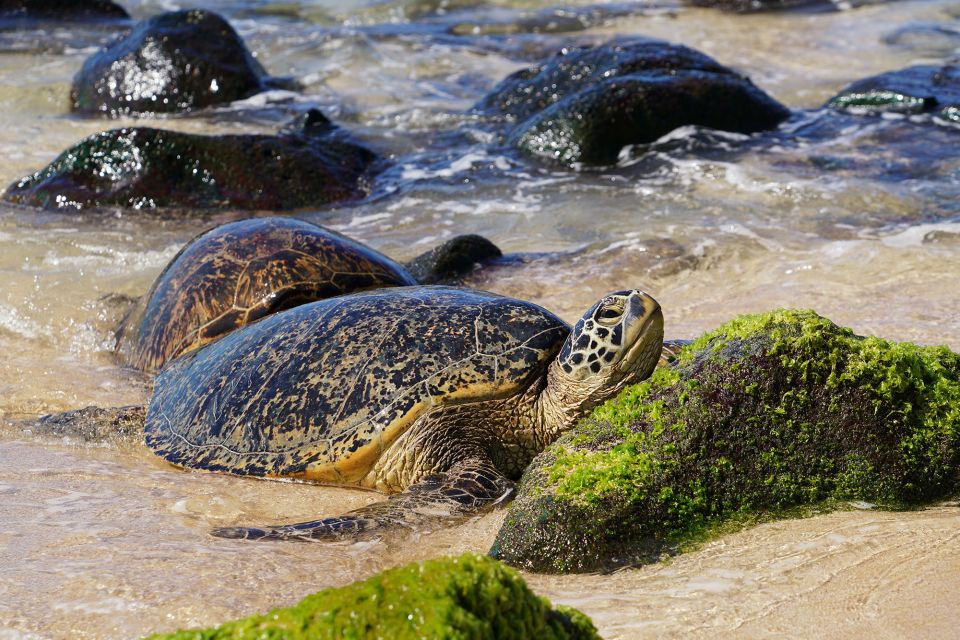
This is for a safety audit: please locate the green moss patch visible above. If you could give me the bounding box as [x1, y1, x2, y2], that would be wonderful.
[491, 309, 960, 573]
[146, 554, 599, 640]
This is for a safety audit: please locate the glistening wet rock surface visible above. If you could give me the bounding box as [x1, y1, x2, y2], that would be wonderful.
[827, 63, 960, 123]
[70, 9, 287, 117]
[3, 110, 377, 211]
[476, 40, 789, 165]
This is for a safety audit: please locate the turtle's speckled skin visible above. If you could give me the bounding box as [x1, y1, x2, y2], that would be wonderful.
[118, 218, 417, 372]
[144, 286, 664, 540]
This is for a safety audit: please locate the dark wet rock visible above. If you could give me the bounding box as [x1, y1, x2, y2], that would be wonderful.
[0, 0, 129, 23]
[476, 40, 789, 166]
[827, 64, 960, 124]
[403, 234, 503, 284]
[491, 310, 960, 573]
[2, 109, 377, 211]
[687, 0, 893, 11]
[71, 9, 291, 117]
[446, 3, 651, 36]
[684, 0, 831, 12]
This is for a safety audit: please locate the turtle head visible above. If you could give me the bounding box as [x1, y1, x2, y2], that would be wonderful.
[538, 290, 663, 437]
[557, 289, 663, 385]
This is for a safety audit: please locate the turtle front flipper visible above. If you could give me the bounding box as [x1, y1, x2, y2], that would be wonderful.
[211, 459, 513, 541]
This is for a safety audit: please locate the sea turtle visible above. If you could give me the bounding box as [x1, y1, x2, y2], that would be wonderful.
[143, 285, 665, 540]
[116, 217, 501, 372]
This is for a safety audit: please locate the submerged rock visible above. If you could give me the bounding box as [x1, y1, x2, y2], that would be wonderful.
[2, 109, 376, 211]
[491, 309, 960, 573]
[31, 405, 145, 443]
[475, 40, 789, 166]
[145, 554, 599, 640]
[827, 64, 960, 124]
[71, 9, 289, 117]
[684, 0, 831, 12]
[0, 0, 129, 22]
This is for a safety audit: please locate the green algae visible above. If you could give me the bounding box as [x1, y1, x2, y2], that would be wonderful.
[491, 309, 960, 573]
[146, 554, 599, 640]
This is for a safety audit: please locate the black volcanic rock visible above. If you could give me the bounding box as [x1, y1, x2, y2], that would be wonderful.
[0, 0, 129, 22]
[476, 40, 790, 166]
[3, 110, 377, 211]
[827, 64, 960, 124]
[71, 9, 290, 117]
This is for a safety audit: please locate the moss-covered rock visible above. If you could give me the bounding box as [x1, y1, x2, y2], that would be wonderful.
[146, 554, 600, 640]
[475, 40, 789, 166]
[0, 0, 129, 22]
[827, 64, 960, 124]
[491, 310, 960, 573]
[71, 9, 289, 117]
[2, 109, 376, 211]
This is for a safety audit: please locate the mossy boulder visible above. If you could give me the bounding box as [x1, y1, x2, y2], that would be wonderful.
[146, 554, 600, 640]
[491, 309, 960, 573]
[0, 0, 128, 23]
[475, 40, 789, 166]
[2, 110, 376, 211]
[827, 64, 960, 124]
[71, 9, 289, 117]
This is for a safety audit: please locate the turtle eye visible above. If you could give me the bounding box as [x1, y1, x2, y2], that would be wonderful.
[595, 299, 625, 326]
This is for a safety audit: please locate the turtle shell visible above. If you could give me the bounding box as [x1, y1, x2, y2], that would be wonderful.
[118, 217, 417, 372]
[144, 286, 569, 483]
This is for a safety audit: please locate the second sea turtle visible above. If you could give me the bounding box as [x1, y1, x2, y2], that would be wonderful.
[116, 217, 501, 372]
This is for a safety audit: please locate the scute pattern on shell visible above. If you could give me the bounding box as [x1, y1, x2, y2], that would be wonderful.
[118, 217, 417, 372]
[145, 286, 570, 483]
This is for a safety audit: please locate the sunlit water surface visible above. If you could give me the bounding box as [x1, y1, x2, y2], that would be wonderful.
[1, 0, 959, 637]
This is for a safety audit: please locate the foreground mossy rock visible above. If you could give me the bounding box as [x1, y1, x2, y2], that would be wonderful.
[475, 40, 789, 165]
[491, 310, 960, 573]
[0, 0, 128, 22]
[146, 554, 599, 640]
[3, 110, 376, 211]
[827, 64, 960, 124]
[71, 9, 287, 117]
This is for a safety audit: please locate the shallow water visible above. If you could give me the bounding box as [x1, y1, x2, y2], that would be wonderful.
[1, 0, 959, 637]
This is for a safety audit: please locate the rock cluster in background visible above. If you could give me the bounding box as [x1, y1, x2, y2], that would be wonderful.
[475, 40, 790, 166]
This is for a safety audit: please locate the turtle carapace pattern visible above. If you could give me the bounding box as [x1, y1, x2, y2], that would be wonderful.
[117, 217, 417, 373]
[145, 286, 665, 540]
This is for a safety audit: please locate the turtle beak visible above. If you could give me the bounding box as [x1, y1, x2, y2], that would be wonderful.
[615, 291, 664, 379]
